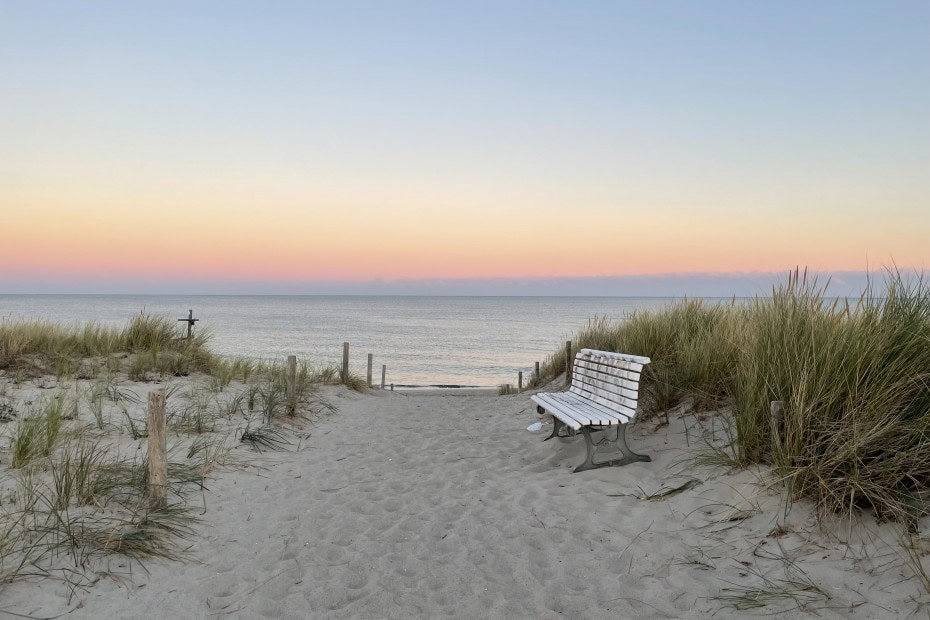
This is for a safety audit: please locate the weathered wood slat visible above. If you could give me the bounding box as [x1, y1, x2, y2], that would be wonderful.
[572, 371, 639, 400]
[532, 393, 588, 429]
[578, 348, 651, 365]
[556, 392, 630, 424]
[573, 365, 640, 385]
[569, 384, 638, 411]
[582, 391, 637, 418]
[572, 371, 640, 395]
[532, 392, 629, 427]
[574, 362, 641, 382]
[570, 374, 639, 404]
[574, 359, 641, 383]
[593, 359, 643, 375]
[535, 393, 618, 427]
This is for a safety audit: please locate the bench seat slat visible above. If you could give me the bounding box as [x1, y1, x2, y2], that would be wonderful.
[557, 392, 631, 424]
[532, 392, 631, 427]
[532, 393, 593, 429]
[570, 376, 639, 406]
[569, 385, 638, 411]
[532, 394, 600, 429]
[581, 391, 638, 417]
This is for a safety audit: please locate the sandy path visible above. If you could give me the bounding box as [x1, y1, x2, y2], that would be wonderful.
[5, 388, 925, 618]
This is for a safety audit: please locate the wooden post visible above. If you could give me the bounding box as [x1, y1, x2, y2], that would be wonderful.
[390, 383, 394, 392]
[367, 353, 373, 388]
[177, 309, 199, 339]
[287, 355, 297, 415]
[518, 371, 523, 392]
[147, 390, 168, 508]
[771, 401, 785, 438]
[535, 361, 540, 383]
[565, 340, 572, 386]
[342, 342, 350, 380]
[381, 364, 386, 389]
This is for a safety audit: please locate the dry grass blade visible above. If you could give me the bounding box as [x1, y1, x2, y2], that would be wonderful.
[633, 478, 703, 502]
[240, 424, 291, 452]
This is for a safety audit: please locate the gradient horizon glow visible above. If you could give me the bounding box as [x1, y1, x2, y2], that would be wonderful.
[2, 1, 928, 294]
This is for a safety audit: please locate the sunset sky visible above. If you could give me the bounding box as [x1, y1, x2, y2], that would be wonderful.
[1, 1, 928, 295]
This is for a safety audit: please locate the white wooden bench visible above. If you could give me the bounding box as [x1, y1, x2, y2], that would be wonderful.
[532, 349, 652, 472]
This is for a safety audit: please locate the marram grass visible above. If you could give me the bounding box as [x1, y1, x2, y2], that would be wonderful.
[0, 312, 217, 376]
[541, 268, 930, 522]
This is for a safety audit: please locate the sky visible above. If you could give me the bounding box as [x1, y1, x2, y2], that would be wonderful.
[1, 1, 927, 296]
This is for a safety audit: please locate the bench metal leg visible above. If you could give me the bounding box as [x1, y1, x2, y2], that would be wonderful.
[536, 407, 575, 441]
[574, 424, 651, 473]
[544, 416, 565, 441]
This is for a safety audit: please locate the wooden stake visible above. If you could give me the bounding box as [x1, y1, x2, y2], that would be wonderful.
[565, 340, 572, 386]
[535, 361, 540, 383]
[342, 342, 350, 380]
[147, 390, 168, 508]
[381, 364, 386, 390]
[367, 353, 373, 388]
[771, 400, 785, 438]
[287, 355, 297, 415]
[177, 309, 199, 339]
[518, 371, 523, 392]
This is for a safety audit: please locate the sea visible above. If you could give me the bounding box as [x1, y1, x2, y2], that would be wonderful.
[1, 295, 686, 387]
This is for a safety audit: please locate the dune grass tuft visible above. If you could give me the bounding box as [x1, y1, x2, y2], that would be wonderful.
[0, 312, 218, 377]
[542, 267, 930, 523]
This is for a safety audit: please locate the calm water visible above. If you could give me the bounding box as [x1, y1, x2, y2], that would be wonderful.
[1, 295, 680, 386]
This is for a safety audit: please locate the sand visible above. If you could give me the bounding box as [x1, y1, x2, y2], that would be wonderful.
[2, 378, 929, 618]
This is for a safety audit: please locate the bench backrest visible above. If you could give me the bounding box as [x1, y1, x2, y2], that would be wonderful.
[570, 349, 651, 420]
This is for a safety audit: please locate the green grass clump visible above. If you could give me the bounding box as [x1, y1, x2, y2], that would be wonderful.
[544, 267, 930, 523]
[10, 399, 65, 468]
[0, 312, 218, 376]
[535, 300, 741, 412]
[239, 423, 291, 452]
[735, 270, 930, 521]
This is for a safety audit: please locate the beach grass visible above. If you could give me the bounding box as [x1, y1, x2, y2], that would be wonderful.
[497, 383, 517, 395]
[541, 268, 930, 522]
[0, 312, 341, 590]
[0, 313, 371, 396]
[0, 313, 217, 378]
[0, 434, 219, 585]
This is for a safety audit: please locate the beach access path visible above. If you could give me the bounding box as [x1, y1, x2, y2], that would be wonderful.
[6, 387, 926, 618]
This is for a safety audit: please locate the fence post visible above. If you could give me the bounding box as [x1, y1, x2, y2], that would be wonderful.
[535, 361, 540, 383]
[367, 353, 373, 388]
[518, 371, 523, 392]
[287, 355, 297, 415]
[381, 364, 386, 390]
[342, 342, 350, 380]
[564, 340, 572, 386]
[147, 390, 168, 508]
[770, 401, 785, 439]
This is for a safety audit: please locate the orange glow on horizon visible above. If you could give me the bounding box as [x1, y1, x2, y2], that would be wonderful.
[3, 168, 927, 285]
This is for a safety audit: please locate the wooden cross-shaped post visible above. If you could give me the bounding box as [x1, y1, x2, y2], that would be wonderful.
[178, 309, 199, 339]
